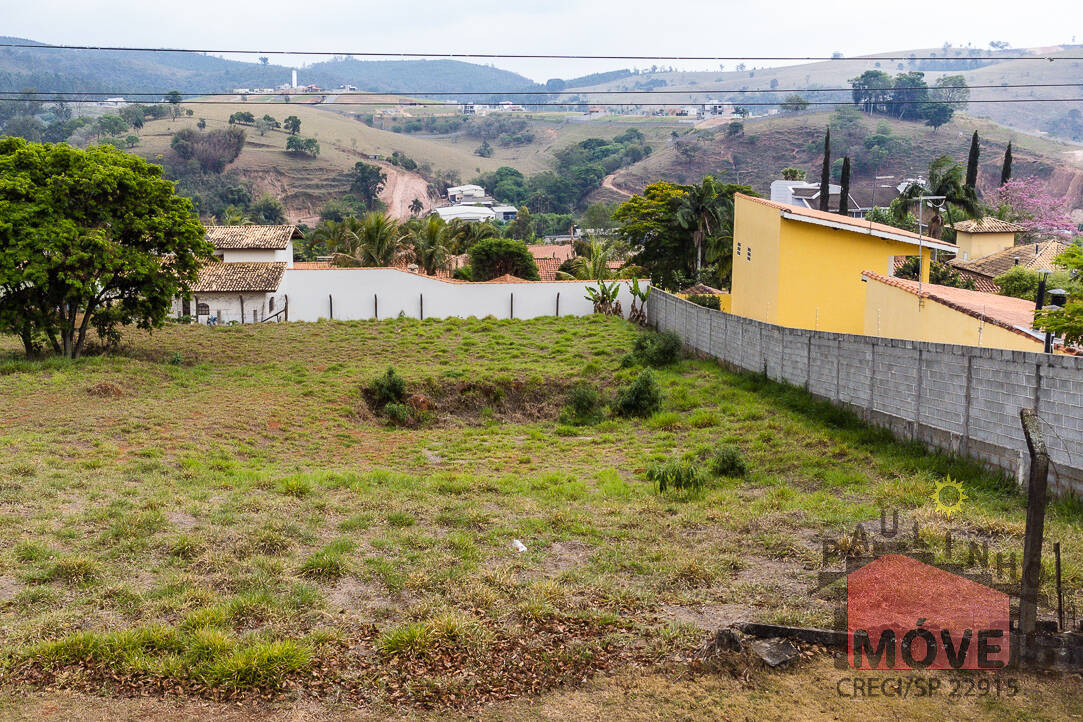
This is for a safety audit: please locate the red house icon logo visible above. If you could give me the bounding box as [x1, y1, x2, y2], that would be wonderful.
[848, 554, 1011, 669]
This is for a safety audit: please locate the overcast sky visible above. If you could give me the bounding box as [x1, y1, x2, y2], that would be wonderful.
[2, 0, 1079, 81]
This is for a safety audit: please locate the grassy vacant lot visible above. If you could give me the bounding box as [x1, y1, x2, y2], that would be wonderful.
[0, 317, 1080, 719]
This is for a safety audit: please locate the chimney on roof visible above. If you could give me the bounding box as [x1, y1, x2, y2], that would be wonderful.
[1035, 243, 1039, 255]
[1014, 256, 1020, 265]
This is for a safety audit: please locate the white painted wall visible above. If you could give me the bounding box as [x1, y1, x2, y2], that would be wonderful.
[174, 291, 287, 324]
[280, 269, 642, 321]
[218, 244, 293, 266]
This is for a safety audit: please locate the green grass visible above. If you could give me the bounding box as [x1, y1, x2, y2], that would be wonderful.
[0, 315, 1079, 712]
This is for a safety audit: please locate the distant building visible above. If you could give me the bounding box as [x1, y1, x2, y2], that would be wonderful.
[446, 184, 488, 204]
[433, 206, 497, 222]
[492, 205, 519, 222]
[770, 180, 863, 218]
[101, 97, 128, 107]
[460, 103, 490, 116]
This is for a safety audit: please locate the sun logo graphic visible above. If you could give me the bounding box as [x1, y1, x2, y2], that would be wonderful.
[932, 476, 968, 518]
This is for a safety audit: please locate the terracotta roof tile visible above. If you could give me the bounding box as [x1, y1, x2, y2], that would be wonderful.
[485, 274, 530, 283]
[534, 257, 562, 281]
[680, 283, 726, 295]
[952, 217, 1025, 233]
[292, 261, 332, 269]
[949, 240, 1072, 279]
[862, 271, 1039, 343]
[193, 262, 286, 292]
[205, 225, 302, 250]
[527, 243, 575, 262]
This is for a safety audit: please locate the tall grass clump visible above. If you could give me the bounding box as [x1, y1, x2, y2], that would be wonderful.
[560, 382, 603, 426]
[370, 366, 407, 408]
[629, 331, 682, 367]
[706, 444, 748, 478]
[647, 459, 705, 494]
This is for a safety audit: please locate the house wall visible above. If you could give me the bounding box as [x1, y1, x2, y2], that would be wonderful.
[280, 269, 640, 321]
[731, 195, 935, 335]
[776, 219, 932, 334]
[863, 279, 1042, 353]
[955, 231, 1014, 261]
[219, 244, 293, 266]
[731, 196, 782, 324]
[177, 291, 286, 324]
[648, 289, 1083, 498]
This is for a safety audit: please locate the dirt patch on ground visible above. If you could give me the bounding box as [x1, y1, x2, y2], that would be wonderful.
[165, 511, 198, 530]
[362, 378, 579, 427]
[661, 603, 751, 631]
[543, 541, 594, 574]
[0, 576, 20, 603]
[87, 382, 123, 398]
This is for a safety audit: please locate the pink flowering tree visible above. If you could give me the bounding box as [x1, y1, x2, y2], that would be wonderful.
[992, 177, 1077, 240]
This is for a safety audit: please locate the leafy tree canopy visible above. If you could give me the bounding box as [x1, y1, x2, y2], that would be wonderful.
[467, 238, 540, 281]
[0, 138, 211, 358]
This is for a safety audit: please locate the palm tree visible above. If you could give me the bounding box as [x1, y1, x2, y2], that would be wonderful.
[219, 205, 253, 226]
[903, 156, 979, 238]
[556, 239, 642, 280]
[409, 198, 424, 216]
[407, 215, 450, 275]
[676, 176, 725, 271]
[311, 218, 361, 258]
[444, 218, 500, 254]
[356, 212, 407, 267]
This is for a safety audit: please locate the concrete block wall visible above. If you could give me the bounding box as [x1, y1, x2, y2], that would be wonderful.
[648, 290, 1083, 497]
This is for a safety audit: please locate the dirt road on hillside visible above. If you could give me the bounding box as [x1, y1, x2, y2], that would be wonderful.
[601, 173, 633, 198]
[379, 164, 431, 220]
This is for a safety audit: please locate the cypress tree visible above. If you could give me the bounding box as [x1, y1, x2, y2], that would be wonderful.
[1000, 142, 1012, 185]
[838, 157, 851, 216]
[818, 128, 831, 211]
[965, 131, 980, 192]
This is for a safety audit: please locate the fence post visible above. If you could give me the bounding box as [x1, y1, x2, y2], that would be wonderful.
[239, 295, 245, 324]
[510, 293, 514, 319]
[284, 295, 289, 323]
[1018, 408, 1050, 637]
[374, 294, 378, 320]
[329, 294, 333, 320]
[420, 294, 424, 320]
[556, 292, 560, 317]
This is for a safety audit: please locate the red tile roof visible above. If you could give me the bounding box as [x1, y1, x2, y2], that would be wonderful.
[486, 274, 531, 283]
[952, 217, 1025, 233]
[948, 240, 1072, 280]
[862, 271, 1040, 343]
[527, 243, 575, 262]
[534, 257, 562, 281]
[292, 261, 332, 269]
[193, 262, 286, 293]
[205, 225, 302, 250]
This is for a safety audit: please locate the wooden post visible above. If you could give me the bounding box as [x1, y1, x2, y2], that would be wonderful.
[1055, 542, 1064, 631]
[374, 294, 378, 320]
[510, 293, 514, 319]
[284, 295, 288, 323]
[556, 292, 560, 317]
[329, 294, 333, 320]
[420, 294, 424, 320]
[1019, 408, 1050, 636]
[239, 295, 245, 324]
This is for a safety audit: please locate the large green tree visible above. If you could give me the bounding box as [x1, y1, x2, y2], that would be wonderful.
[614, 181, 690, 290]
[965, 131, 980, 192]
[467, 238, 540, 281]
[0, 139, 211, 358]
[349, 162, 387, 211]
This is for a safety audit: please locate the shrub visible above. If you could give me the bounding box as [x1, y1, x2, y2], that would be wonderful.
[707, 445, 748, 478]
[632, 331, 682, 367]
[647, 459, 705, 493]
[614, 369, 663, 418]
[561, 382, 602, 425]
[370, 366, 406, 408]
[686, 294, 721, 310]
[383, 402, 412, 426]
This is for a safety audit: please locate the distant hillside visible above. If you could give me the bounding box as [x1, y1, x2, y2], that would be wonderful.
[595, 111, 1083, 214]
[0, 37, 537, 97]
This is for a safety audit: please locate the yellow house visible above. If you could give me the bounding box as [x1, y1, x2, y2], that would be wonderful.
[950, 217, 1023, 262]
[731, 194, 957, 334]
[861, 271, 1052, 352]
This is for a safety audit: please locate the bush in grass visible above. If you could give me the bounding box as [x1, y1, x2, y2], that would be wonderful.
[631, 331, 682, 367]
[370, 366, 407, 408]
[560, 382, 602, 425]
[686, 294, 721, 310]
[384, 402, 412, 426]
[647, 459, 705, 493]
[614, 369, 662, 418]
[707, 444, 748, 478]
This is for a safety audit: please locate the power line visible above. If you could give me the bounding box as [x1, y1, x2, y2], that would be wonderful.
[3, 82, 1081, 97]
[0, 41, 1079, 62]
[4, 98, 1078, 107]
